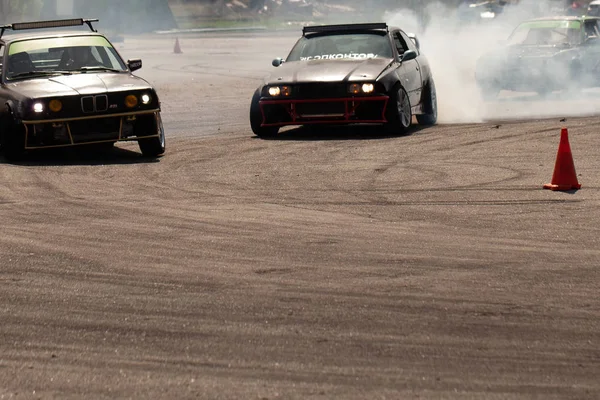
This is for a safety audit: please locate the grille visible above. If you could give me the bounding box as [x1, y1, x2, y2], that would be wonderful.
[296, 102, 345, 117]
[296, 83, 347, 99]
[69, 117, 120, 143]
[81, 95, 109, 113]
[95, 95, 108, 111]
[81, 96, 94, 113]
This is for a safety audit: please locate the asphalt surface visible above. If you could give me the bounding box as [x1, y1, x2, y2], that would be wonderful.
[1, 32, 599, 399]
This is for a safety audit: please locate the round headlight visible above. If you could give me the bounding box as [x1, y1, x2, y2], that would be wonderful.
[348, 84, 360, 94]
[268, 86, 281, 96]
[33, 102, 44, 113]
[141, 93, 152, 104]
[362, 83, 374, 93]
[49, 99, 62, 112]
[125, 94, 138, 108]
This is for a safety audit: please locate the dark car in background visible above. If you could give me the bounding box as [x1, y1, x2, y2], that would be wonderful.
[475, 16, 600, 99]
[249, 22, 437, 138]
[456, 0, 507, 23]
[0, 18, 165, 160]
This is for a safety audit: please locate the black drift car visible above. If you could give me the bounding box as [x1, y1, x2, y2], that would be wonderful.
[476, 16, 600, 98]
[0, 18, 165, 159]
[249, 23, 437, 138]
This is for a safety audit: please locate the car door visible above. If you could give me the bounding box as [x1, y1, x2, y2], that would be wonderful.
[392, 30, 422, 107]
[582, 18, 600, 83]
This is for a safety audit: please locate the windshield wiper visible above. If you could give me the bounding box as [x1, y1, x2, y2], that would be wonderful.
[77, 66, 123, 73]
[9, 70, 73, 79]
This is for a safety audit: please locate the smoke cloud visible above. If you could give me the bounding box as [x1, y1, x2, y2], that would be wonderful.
[381, 1, 600, 123]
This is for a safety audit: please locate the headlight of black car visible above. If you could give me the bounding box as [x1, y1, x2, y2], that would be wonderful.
[348, 83, 375, 94]
[265, 85, 292, 97]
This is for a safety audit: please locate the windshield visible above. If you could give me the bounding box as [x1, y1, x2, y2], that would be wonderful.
[507, 20, 582, 46]
[5, 35, 127, 80]
[286, 33, 393, 62]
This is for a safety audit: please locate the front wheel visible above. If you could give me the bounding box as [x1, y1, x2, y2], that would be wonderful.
[138, 114, 166, 157]
[384, 85, 412, 134]
[250, 89, 279, 138]
[0, 112, 26, 161]
[416, 79, 437, 126]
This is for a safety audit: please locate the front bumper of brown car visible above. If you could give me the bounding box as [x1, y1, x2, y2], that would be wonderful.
[20, 109, 161, 150]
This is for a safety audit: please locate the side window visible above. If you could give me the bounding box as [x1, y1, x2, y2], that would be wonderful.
[400, 31, 418, 54]
[393, 32, 406, 56]
[584, 20, 599, 39]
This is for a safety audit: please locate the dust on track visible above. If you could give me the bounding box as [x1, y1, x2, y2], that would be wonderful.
[0, 32, 598, 400]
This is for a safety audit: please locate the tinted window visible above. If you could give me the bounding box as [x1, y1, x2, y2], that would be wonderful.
[286, 33, 393, 61]
[393, 32, 409, 55]
[508, 20, 582, 46]
[6, 35, 127, 79]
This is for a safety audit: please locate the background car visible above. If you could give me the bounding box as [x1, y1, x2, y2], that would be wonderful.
[456, 0, 507, 23]
[249, 22, 437, 138]
[475, 16, 600, 99]
[0, 18, 165, 160]
[589, 0, 600, 16]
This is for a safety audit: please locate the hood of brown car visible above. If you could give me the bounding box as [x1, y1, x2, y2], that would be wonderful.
[265, 58, 392, 84]
[5, 73, 152, 98]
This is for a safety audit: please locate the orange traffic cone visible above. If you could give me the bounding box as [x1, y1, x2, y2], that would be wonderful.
[174, 37, 182, 54]
[543, 127, 581, 191]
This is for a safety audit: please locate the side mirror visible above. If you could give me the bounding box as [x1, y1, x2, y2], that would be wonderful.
[128, 59, 142, 72]
[400, 50, 417, 62]
[407, 33, 420, 51]
[272, 58, 285, 67]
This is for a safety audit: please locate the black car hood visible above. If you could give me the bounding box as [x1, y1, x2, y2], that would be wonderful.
[5, 73, 152, 98]
[265, 58, 393, 84]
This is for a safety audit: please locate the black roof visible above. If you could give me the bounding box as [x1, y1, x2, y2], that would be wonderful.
[0, 18, 98, 39]
[1, 31, 105, 44]
[303, 23, 388, 36]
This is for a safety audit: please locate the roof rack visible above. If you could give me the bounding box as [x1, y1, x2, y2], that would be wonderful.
[303, 23, 388, 36]
[0, 18, 99, 38]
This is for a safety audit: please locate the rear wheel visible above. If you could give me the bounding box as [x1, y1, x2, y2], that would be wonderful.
[416, 79, 437, 126]
[250, 89, 279, 138]
[384, 85, 412, 134]
[138, 113, 166, 157]
[0, 112, 26, 161]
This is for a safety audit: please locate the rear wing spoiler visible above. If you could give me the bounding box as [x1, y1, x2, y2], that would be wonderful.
[303, 23, 388, 36]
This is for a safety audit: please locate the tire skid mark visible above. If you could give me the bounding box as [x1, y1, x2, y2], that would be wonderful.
[153, 63, 259, 79]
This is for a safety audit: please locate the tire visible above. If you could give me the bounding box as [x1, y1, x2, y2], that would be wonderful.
[138, 113, 166, 157]
[416, 79, 437, 126]
[250, 89, 279, 138]
[384, 85, 412, 134]
[0, 111, 26, 161]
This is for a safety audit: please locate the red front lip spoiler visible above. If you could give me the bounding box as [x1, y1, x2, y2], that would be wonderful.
[259, 96, 389, 127]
